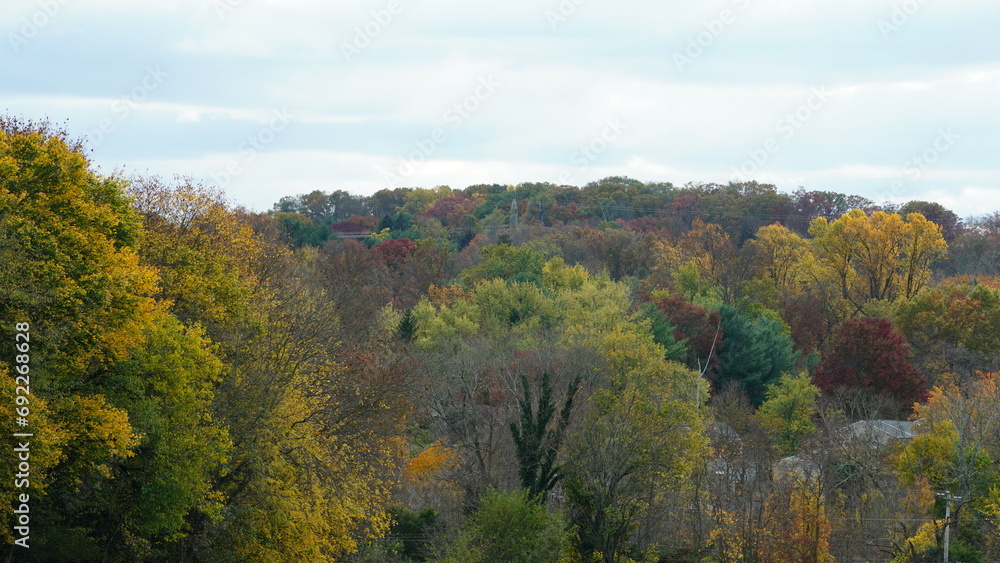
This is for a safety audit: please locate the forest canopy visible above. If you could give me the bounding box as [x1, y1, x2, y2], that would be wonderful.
[4, 117, 1000, 562]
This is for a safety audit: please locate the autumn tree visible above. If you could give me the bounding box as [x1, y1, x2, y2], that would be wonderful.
[409, 269, 608, 505]
[130, 177, 410, 560]
[809, 210, 947, 313]
[317, 238, 391, 341]
[756, 372, 821, 456]
[893, 280, 1000, 386]
[894, 372, 1000, 560]
[373, 237, 418, 268]
[813, 317, 927, 418]
[0, 117, 159, 382]
[764, 477, 834, 563]
[704, 388, 778, 563]
[460, 243, 546, 286]
[747, 223, 812, 297]
[0, 118, 166, 558]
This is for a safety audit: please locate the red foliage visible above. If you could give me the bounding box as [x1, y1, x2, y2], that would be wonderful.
[421, 195, 481, 227]
[318, 239, 390, 340]
[778, 291, 830, 355]
[372, 238, 417, 268]
[650, 294, 724, 371]
[331, 215, 377, 233]
[672, 195, 701, 229]
[547, 202, 580, 224]
[812, 317, 928, 410]
[618, 216, 663, 233]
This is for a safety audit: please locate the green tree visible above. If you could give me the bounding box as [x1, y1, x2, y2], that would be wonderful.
[84, 314, 230, 560]
[437, 489, 571, 563]
[756, 372, 820, 456]
[511, 372, 580, 499]
[0, 118, 160, 559]
[715, 305, 797, 406]
[564, 328, 707, 563]
[460, 244, 546, 287]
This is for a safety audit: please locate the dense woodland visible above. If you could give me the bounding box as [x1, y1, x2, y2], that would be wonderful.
[4, 118, 1000, 562]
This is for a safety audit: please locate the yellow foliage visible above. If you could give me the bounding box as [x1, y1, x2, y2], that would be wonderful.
[765, 479, 834, 563]
[750, 223, 813, 295]
[809, 210, 947, 310]
[0, 370, 68, 544]
[403, 440, 458, 485]
[893, 521, 941, 563]
[54, 394, 141, 480]
[369, 227, 393, 244]
[542, 256, 589, 291]
[0, 129, 162, 375]
[129, 176, 262, 328]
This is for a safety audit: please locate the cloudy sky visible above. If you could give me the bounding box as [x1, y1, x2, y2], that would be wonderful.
[3, 0, 998, 216]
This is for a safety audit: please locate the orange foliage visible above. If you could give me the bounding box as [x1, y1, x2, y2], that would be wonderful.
[427, 284, 472, 308]
[403, 440, 458, 485]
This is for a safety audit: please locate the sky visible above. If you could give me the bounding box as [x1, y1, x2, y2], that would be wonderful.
[3, 0, 999, 217]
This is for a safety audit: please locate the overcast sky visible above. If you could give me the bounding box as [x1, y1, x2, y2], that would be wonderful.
[3, 0, 998, 216]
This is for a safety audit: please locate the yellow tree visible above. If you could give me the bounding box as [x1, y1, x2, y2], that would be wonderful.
[809, 210, 947, 312]
[0, 118, 159, 378]
[894, 372, 1000, 560]
[747, 223, 812, 297]
[130, 177, 409, 560]
[902, 213, 950, 300]
[764, 477, 834, 563]
[0, 118, 161, 557]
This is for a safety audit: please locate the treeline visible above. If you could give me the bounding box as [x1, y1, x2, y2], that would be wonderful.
[3, 117, 1000, 562]
[270, 180, 1000, 280]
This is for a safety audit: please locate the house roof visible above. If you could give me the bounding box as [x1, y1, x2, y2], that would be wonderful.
[840, 419, 916, 443]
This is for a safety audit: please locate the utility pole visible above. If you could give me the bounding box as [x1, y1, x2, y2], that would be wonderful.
[937, 491, 963, 563]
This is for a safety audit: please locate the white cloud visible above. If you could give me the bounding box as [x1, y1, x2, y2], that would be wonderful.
[3, 0, 998, 214]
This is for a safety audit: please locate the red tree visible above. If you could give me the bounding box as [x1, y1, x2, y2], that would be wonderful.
[331, 215, 377, 233]
[649, 294, 723, 373]
[372, 237, 417, 268]
[812, 317, 927, 414]
[421, 195, 481, 227]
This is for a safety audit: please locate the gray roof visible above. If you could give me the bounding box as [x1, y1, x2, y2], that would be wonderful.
[840, 419, 916, 443]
